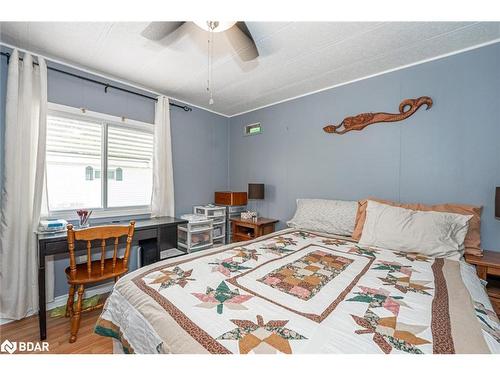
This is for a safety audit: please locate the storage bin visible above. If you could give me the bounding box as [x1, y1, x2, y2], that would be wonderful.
[194, 205, 227, 246]
[177, 219, 214, 253]
[194, 205, 226, 218]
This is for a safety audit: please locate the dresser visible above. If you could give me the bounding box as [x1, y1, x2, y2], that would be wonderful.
[230, 217, 279, 243]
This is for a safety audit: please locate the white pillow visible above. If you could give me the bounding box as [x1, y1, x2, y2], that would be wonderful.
[358, 200, 472, 259]
[287, 199, 357, 236]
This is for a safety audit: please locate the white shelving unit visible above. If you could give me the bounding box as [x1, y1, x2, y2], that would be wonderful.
[194, 205, 227, 246]
[177, 217, 214, 253]
[219, 205, 247, 243]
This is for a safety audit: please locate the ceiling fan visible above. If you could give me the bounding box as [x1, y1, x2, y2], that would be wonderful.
[140, 21, 259, 62]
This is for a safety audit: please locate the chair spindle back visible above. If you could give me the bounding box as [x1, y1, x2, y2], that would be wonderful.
[66, 221, 136, 277]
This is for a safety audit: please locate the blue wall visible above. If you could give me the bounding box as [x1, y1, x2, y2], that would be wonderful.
[229, 43, 500, 251]
[2, 42, 500, 301]
[0, 48, 229, 297]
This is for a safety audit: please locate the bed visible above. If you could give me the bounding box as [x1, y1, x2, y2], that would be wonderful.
[94, 228, 500, 354]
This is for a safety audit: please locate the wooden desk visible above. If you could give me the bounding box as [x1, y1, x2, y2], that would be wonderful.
[465, 250, 500, 316]
[37, 216, 187, 340]
[230, 217, 278, 242]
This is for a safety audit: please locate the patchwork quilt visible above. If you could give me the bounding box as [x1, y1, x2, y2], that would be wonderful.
[95, 229, 500, 354]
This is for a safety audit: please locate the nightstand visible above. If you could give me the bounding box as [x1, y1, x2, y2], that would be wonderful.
[230, 217, 278, 243]
[465, 250, 500, 316]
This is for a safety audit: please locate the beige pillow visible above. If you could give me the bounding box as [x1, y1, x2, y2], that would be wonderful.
[359, 200, 472, 259]
[287, 199, 357, 236]
[352, 198, 483, 256]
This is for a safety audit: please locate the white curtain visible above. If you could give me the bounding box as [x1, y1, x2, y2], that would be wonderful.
[0, 49, 48, 319]
[151, 96, 175, 217]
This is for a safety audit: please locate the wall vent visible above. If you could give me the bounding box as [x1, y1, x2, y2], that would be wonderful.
[244, 122, 262, 136]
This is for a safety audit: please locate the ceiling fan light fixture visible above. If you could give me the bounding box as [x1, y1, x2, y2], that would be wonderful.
[194, 21, 236, 33]
[139, 20, 258, 106]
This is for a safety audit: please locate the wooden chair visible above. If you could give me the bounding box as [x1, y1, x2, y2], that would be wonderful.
[65, 221, 135, 343]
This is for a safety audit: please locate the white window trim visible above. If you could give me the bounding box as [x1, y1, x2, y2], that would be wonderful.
[44, 103, 154, 220]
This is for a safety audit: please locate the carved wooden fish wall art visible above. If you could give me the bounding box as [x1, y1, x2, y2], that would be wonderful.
[323, 96, 433, 135]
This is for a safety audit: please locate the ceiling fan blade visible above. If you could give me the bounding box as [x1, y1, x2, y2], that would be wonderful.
[141, 22, 185, 41]
[235, 22, 254, 41]
[225, 22, 259, 61]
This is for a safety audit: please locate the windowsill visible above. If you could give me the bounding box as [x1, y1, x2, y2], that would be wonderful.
[43, 207, 152, 223]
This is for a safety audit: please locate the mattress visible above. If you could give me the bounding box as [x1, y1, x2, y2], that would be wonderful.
[95, 228, 500, 354]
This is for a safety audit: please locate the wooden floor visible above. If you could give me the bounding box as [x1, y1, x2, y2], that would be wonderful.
[0, 308, 112, 354]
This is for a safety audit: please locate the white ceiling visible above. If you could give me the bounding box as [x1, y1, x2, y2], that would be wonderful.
[1, 22, 499, 116]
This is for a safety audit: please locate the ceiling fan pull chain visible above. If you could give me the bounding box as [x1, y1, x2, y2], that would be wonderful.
[208, 26, 215, 105]
[206, 31, 210, 96]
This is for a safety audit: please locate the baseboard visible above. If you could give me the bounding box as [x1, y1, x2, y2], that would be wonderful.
[0, 283, 115, 325]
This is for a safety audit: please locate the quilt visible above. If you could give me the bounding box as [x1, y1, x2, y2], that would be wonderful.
[95, 229, 500, 354]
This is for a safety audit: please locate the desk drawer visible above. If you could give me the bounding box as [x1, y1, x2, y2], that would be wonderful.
[135, 228, 158, 241]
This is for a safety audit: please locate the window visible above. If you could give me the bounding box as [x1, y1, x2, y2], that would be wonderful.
[85, 166, 94, 181]
[107, 125, 153, 207]
[46, 116, 102, 210]
[46, 105, 154, 214]
[116, 167, 123, 181]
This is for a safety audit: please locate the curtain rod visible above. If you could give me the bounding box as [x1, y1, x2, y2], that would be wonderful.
[0, 52, 192, 112]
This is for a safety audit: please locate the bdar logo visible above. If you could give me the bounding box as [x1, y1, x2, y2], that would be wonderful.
[0, 339, 49, 353]
[1, 339, 17, 354]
